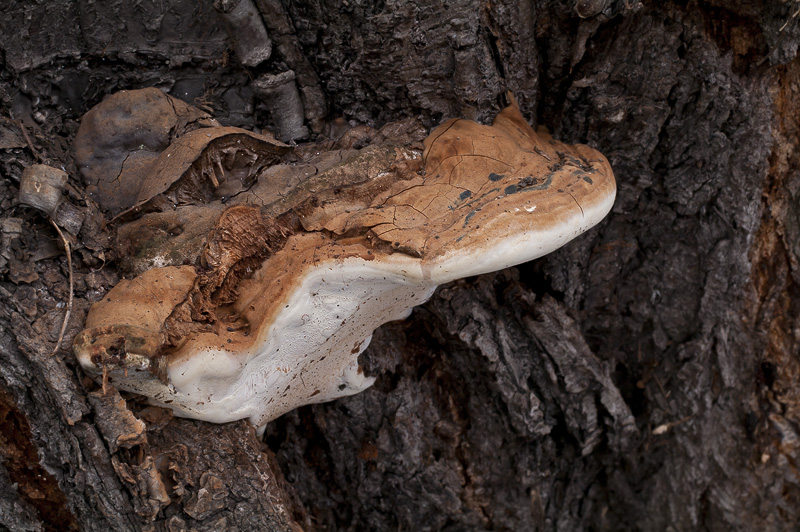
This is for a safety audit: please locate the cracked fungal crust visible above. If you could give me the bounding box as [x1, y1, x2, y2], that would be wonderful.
[74, 95, 616, 430]
[306, 94, 615, 281]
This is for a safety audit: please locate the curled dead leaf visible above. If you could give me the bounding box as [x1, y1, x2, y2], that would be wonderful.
[74, 88, 219, 215]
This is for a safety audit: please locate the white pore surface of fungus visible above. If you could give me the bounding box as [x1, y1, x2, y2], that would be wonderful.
[167, 255, 435, 427]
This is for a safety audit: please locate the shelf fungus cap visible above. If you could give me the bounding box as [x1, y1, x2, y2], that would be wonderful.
[74, 95, 615, 431]
[416, 92, 616, 282]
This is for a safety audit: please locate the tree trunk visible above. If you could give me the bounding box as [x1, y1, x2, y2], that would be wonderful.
[1, 0, 799, 530]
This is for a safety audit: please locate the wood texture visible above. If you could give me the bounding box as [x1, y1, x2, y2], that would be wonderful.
[1, 0, 799, 530]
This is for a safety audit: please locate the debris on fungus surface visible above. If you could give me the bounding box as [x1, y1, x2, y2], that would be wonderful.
[73, 90, 616, 431]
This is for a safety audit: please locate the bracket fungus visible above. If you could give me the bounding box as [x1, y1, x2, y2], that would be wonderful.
[74, 93, 615, 432]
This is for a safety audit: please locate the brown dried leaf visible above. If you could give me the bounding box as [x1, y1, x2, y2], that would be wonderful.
[123, 127, 291, 218]
[74, 88, 217, 215]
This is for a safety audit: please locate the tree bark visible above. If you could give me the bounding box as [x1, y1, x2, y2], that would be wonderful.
[1, 0, 800, 530]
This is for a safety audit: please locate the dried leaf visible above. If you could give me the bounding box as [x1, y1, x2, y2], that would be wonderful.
[74, 88, 218, 215]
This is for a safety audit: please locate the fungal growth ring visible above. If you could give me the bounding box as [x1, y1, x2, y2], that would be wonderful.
[73, 91, 616, 432]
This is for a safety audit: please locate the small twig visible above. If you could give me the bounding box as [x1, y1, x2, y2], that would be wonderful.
[16, 120, 42, 162]
[49, 219, 74, 357]
[652, 415, 692, 435]
[780, 3, 800, 32]
[102, 363, 109, 395]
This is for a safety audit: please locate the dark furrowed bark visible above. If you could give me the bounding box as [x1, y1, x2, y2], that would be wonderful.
[1, 1, 799, 530]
